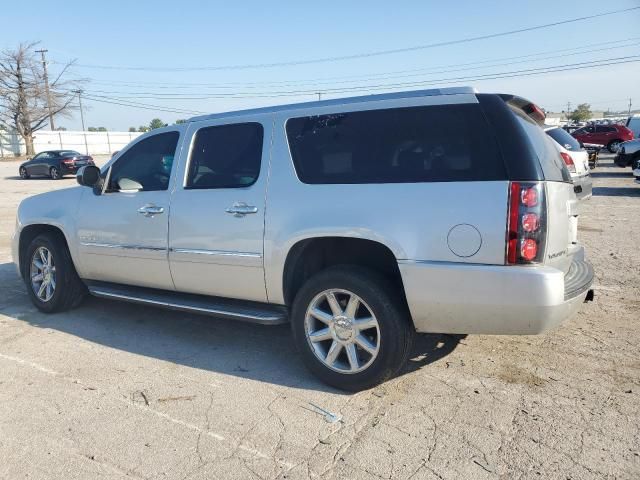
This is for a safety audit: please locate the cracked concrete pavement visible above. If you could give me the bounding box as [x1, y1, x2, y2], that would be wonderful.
[0, 155, 638, 479]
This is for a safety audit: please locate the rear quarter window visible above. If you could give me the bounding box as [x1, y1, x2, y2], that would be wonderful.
[546, 127, 582, 151]
[510, 108, 571, 183]
[286, 104, 506, 184]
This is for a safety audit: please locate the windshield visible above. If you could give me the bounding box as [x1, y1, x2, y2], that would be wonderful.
[59, 150, 81, 157]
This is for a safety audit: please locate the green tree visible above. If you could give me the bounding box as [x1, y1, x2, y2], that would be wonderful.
[88, 127, 97, 132]
[175, 119, 187, 124]
[568, 103, 592, 123]
[128, 127, 137, 132]
[138, 125, 150, 132]
[97, 126, 107, 132]
[149, 118, 167, 130]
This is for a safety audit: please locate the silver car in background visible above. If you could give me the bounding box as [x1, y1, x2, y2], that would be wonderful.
[12, 87, 594, 390]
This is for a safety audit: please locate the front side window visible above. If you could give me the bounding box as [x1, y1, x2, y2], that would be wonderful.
[286, 104, 505, 184]
[186, 122, 263, 189]
[108, 131, 179, 192]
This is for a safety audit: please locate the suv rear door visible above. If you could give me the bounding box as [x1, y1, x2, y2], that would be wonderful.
[167, 115, 272, 302]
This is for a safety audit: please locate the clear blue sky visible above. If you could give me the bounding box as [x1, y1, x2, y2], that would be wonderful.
[1, 0, 639, 130]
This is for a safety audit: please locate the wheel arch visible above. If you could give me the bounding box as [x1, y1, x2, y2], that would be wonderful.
[281, 235, 408, 311]
[18, 223, 72, 279]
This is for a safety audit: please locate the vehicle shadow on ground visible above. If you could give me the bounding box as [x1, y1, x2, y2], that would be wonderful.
[593, 186, 640, 197]
[0, 263, 462, 394]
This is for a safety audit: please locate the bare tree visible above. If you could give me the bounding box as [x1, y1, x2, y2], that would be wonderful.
[0, 42, 82, 155]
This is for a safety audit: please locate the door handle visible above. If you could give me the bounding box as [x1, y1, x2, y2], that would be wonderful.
[138, 204, 164, 217]
[225, 202, 258, 217]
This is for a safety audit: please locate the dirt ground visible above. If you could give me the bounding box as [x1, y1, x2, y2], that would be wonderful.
[0, 154, 638, 479]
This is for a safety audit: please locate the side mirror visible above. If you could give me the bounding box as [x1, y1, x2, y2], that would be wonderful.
[76, 165, 101, 187]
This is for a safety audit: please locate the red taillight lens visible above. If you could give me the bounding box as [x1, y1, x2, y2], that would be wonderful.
[506, 182, 546, 265]
[560, 152, 576, 173]
[507, 182, 521, 264]
[521, 187, 538, 207]
[520, 239, 538, 261]
[61, 157, 74, 164]
[521, 213, 539, 232]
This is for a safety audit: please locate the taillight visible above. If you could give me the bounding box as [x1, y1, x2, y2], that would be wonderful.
[560, 152, 576, 173]
[506, 182, 547, 265]
[61, 157, 74, 165]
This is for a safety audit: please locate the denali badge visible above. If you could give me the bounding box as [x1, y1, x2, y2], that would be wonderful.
[548, 249, 567, 260]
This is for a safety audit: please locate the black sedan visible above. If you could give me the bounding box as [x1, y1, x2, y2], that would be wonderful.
[19, 150, 94, 180]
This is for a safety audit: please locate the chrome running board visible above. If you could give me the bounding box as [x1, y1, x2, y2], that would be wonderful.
[86, 281, 288, 325]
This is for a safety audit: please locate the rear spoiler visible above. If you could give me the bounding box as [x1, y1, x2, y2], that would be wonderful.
[498, 94, 546, 126]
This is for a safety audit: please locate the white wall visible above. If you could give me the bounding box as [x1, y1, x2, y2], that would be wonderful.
[0, 130, 143, 157]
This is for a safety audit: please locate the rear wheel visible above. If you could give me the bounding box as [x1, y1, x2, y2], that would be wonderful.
[50, 166, 61, 180]
[291, 266, 413, 391]
[607, 140, 622, 153]
[19, 166, 30, 179]
[24, 233, 86, 313]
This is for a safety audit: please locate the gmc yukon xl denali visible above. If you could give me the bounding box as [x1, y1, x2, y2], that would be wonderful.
[12, 87, 594, 391]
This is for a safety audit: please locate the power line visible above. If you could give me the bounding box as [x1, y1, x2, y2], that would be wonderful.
[77, 42, 640, 97]
[74, 56, 640, 116]
[81, 94, 205, 115]
[53, 7, 639, 72]
[75, 56, 640, 100]
[82, 37, 640, 91]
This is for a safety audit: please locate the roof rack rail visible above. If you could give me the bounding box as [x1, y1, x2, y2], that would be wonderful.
[187, 86, 478, 123]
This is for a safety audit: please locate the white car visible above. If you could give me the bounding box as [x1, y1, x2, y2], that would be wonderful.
[545, 126, 592, 200]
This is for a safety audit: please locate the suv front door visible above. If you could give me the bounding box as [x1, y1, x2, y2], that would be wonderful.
[168, 116, 271, 302]
[75, 129, 182, 290]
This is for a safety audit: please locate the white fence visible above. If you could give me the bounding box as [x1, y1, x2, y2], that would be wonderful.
[0, 130, 143, 157]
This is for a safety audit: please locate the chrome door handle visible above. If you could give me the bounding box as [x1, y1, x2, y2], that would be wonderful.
[225, 202, 258, 217]
[137, 204, 164, 217]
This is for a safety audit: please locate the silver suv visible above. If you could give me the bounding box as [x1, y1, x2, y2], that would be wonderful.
[12, 87, 594, 390]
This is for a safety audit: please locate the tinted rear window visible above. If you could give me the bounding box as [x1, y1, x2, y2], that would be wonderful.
[546, 128, 581, 151]
[510, 108, 571, 183]
[286, 104, 506, 184]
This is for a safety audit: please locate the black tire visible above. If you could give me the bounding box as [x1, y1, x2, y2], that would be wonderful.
[607, 140, 622, 153]
[50, 166, 61, 179]
[291, 265, 414, 391]
[23, 233, 87, 313]
[19, 166, 30, 179]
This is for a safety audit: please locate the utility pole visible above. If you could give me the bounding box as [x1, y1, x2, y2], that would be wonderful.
[566, 101, 571, 121]
[35, 49, 55, 130]
[316, 92, 322, 101]
[73, 90, 89, 154]
[74, 90, 86, 130]
[629, 98, 632, 115]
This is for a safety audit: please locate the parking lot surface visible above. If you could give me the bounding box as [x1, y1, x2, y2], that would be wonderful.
[0, 155, 638, 479]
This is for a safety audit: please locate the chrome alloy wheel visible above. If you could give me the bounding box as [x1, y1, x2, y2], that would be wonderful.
[30, 247, 56, 302]
[304, 289, 380, 374]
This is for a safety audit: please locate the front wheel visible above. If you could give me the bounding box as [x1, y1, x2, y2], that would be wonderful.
[291, 266, 413, 391]
[607, 140, 622, 153]
[50, 166, 61, 180]
[24, 233, 87, 313]
[19, 166, 30, 179]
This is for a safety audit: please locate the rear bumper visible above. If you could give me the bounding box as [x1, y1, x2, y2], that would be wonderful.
[399, 253, 593, 335]
[572, 173, 592, 200]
